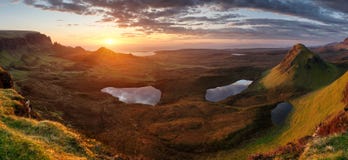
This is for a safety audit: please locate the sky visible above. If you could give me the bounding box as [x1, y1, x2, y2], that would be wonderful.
[1, 0, 348, 51]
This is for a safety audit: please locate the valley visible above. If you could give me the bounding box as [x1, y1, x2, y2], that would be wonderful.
[0, 31, 348, 160]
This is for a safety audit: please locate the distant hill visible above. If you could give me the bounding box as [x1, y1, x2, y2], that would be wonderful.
[260, 44, 341, 90]
[316, 37, 348, 53]
[0, 31, 51, 50]
[0, 30, 39, 38]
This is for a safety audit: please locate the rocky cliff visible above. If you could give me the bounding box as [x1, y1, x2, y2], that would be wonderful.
[0, 31, 52, 50]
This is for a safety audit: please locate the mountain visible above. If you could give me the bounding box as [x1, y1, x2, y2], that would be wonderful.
[316, 37, 348, 53]
[1, 30, 347, 159]
[0, 31, 51, 50]
[260, 44, 341, 90]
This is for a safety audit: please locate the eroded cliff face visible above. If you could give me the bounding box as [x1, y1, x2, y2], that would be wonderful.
[0, 32, 52, 50]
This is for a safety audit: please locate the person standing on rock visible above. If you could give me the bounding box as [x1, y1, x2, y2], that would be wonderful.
[25, 99, 32, 118]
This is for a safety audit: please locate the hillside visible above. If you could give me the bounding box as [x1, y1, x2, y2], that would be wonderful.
[0, 31, 51, 50]
[0, 30, 285, 159]
[246, 71, 348, 159]
[317, 37, 348, 53]
[1, 30, 347, 160]
[0, 67, 115, 160]
[210, 47, 348, 159]
[285, 71, 348, 142]
[260, 44, 340, 90]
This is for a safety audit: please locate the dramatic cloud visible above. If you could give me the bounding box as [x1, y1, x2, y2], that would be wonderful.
[316, 0, 348, 14]
[22, 0, 348, 41]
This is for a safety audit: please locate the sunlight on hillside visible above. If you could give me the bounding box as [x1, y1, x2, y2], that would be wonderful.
[0, 89, 103, 160]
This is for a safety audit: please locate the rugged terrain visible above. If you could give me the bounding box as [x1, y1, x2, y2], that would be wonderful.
[0, 31, 347, 160]
[0, 66, 114, 160]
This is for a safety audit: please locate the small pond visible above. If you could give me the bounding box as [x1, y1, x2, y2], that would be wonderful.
[231, 53, 246, 56]
[205, 79, 253, 102]
[101, 86, 161, 106]
[271, 102, 293, 125]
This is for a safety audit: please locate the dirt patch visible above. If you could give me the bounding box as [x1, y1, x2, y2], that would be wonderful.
[249, 136, 312, 160]
[342, 83, 348, 108]
[316, 111, 348, 137]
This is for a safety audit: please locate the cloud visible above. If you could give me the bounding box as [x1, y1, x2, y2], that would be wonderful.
[23, 0, 90, 14]
[225, 18, 348, 40]
[21, 0, 348, 42]
[11, 0, 21, 4]
[215, 0, 346, 24]
[67, 23, 79, 26]
[315, 0, 348, 14]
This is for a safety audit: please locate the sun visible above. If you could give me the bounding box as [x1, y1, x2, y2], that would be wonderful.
[104, 38, 116, 45]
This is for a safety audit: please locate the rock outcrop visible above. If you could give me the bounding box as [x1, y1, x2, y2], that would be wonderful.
[0, 31, 52, 50]
[0, 67, 13, 88]
[278, 44, 325, 73]
[343, 38, 348, 45]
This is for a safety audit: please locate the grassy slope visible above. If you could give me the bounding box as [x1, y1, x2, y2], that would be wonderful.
[261, 45, 341, 90]
[260, 65, 294, 89]
[280, 71, 347, 142]
[301, 132, 348, 160]
[0, 89, 102, 160]
[209, 71, 348, 160]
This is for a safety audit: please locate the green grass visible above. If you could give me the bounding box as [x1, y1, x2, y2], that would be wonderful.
[292, 60, 340, 90]
[261, 45, 342, 90]
[302, 132, 348, 159]
[0, 51, 21, 68]
[1, 116, 88, 157]
[208, 71, 348, 160]
[0, 88, 102, 160]
[0, 89, 25, 115]
[261, 65, 295, 89]
[285, 71, 347, 142]
[0, 122, 50, 160]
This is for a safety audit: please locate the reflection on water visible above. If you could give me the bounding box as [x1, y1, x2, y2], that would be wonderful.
[271, 102, 293, 125]
[131, 51, 156, 56]
[101, 86, 161, 106]
[205, 80, 253, 102]
[231, 53, 246, 56]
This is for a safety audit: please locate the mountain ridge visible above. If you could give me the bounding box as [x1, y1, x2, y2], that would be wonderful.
[0, 31, 51, 50]
[260, 43, 341, 90]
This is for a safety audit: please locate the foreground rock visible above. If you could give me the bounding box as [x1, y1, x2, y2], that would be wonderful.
[0, 67, 13, 88]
